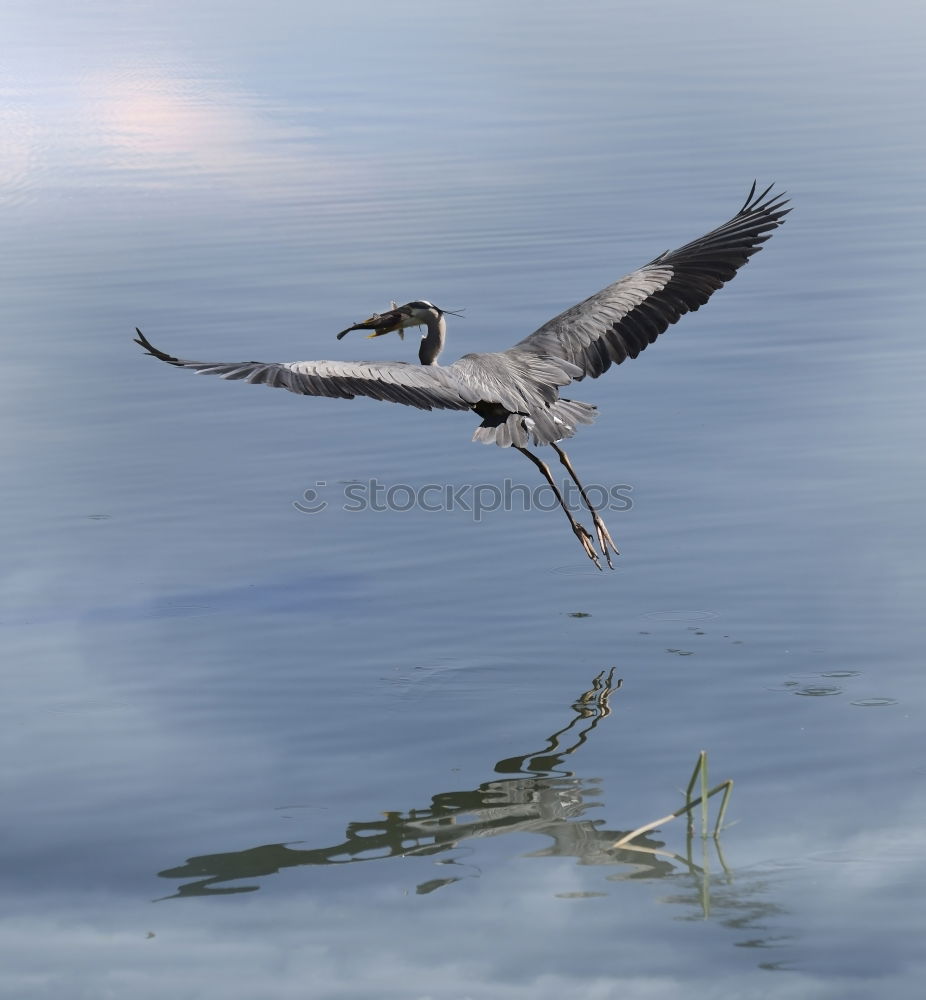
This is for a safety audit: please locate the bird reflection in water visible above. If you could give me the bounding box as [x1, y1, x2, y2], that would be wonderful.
[156, 669, 742, 919]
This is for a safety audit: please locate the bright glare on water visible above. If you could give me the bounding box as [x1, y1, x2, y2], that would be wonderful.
[2, 1, 926, 997]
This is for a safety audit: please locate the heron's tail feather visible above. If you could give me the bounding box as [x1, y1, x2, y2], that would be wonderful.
[472, 398, 597, 448]
[547, 398, 598, 439]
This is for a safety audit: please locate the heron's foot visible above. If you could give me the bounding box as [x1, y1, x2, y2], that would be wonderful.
[573, 522, 602, 570]
[573, 667, 619, 717]
[590, 511, 619, 569]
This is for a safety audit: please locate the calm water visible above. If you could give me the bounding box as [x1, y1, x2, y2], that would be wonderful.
[3, 0, 925, 996]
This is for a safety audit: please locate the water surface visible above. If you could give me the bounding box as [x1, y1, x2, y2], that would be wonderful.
[2, 1, 925, 997]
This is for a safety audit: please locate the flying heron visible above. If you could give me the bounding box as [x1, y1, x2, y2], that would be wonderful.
[135, 182, 789, 568]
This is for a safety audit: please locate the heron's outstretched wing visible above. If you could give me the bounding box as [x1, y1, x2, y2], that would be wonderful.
[508, 183, 790, 379]
[134, 329, 478, 411]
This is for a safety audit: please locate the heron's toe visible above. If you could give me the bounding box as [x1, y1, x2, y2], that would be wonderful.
[573, 523, 602, 570]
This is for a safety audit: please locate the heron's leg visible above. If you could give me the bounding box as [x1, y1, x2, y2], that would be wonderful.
[550, 443, 619, 568]
[514, 446, 602, 570]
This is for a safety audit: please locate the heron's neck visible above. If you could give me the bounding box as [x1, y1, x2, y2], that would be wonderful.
[418, 313, 446, 366]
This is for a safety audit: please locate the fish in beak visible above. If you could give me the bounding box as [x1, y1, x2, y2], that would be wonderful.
[336, 301, 408, 341]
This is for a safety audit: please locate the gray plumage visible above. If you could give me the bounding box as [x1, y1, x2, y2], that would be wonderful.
[135, 182, 789, 568]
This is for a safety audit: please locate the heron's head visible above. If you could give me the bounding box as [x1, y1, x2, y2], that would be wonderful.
[336, 301, 459, 341]
[396, 300, 443, 329]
